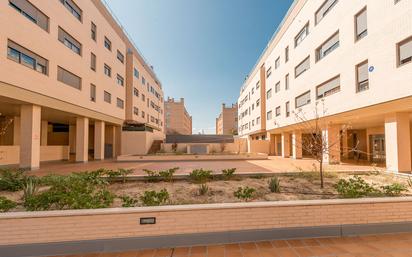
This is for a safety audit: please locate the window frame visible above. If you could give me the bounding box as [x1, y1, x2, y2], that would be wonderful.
[397, 35, 412, 67]
[315, 31, 340, 62]
[355, 60, 369, 93]
[315, 0, 338, 25]
[295, 56, 310, 78]
[295, 91, 311, 108]
[294, 22, 309, 48]
[316, 75, 341, 99]
[354, 7, 368, 42]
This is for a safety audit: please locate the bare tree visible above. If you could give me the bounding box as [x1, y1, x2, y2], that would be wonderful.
[292, 100, 352, 188]
[0, 114, 12, 137]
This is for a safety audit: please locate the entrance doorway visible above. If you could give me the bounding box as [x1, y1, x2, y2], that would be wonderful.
[370, 134, 385, 163]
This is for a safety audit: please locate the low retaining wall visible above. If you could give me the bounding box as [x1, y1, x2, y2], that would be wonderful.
[117, 153, 268, 162]
[0, 145, 69, 166]
[1, 197, 412, 257]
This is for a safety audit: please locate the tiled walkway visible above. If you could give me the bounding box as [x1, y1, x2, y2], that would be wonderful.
[50, 233, 412, 257]
[31, 156, 382, 177]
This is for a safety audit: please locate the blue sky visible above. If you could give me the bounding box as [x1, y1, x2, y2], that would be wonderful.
[105, 0, 294, 134]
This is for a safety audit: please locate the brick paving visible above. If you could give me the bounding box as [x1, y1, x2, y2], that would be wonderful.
[30, 156, 382, 177]
[48, 233, 412, 257]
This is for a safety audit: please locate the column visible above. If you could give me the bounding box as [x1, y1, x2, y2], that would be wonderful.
[69, 125, 76, 154]
[292, 131, 303, 159]
[75, 117, 89, 162]
[322, 124, 341, 164]
[13, 116, 20, 145]
[40, 120, 48, 146]
[19, 105, 41, 170]
[94, 121, 105, 160]
[281, 132, 290, 158]
[385, 113, 411, 173]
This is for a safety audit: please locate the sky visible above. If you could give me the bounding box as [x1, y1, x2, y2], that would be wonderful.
[104, 0, 294, 134]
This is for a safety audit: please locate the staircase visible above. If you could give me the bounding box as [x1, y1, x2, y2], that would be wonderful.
[148, 140, 163, 154]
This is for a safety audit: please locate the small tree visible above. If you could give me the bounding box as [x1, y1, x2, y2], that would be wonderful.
[293, 100, 351, 189]
[0, 114, 12, 137]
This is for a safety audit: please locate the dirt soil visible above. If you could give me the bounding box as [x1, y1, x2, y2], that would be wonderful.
[2, 172, 412, 211]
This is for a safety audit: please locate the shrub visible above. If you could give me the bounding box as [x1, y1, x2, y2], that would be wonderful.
[22, 176, 39, 201]
[104, 169, 133, 183]
[381, 183, 407, 196]
[0, 169, 26, 191]
[198, 184, 209, 196]
[139, 189, 169, 206]
[189, 169, 212, 184]
[0, 196, 16, 212]
[221, 168, 236, 180]
[334, 176, 379, 198]
[159, 167, 179, 182]
[234, 186, 256, 202]
[119, 195, 139, 207]
[24, 172, 114, 211]
[268, 177, 281, 193]
[143, 169, 161, 182]
[407, 177, 412, 189]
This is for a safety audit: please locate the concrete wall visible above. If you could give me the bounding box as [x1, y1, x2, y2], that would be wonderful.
[249, 140, 270, 154]
[0, 198, 411, 246]
[0, 146, 69, 166]
[121, 130, 165, 155]
[161, 138, 248, 154]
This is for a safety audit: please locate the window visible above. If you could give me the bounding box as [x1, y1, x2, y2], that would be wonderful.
[142, 94, 145, 101]
[256, 81, 260, 89]
[275, 82, 281, 93]
[57, 66, 81, 90]
[275, 106, 281, 117]
[356, 60, 369, 92]
[256, 117, 261, 125]
[315, 0, 338, 25]
[256, 99, 260, 107]
[397, 36, 412, 66]
[316, 31, 339, 61]
[104, 91, 111, 103]
[90, 52, 96, 71]
[295, 56, 310, 78]
[355, 7, 367, 41]
[58, 27, 81, 55]
[117, 50, 124, 64]
[266, 89, 272, 99]
[266, 67, 272, 78]
[134, 87, 139, 97]
[59, 0, 82, 21]
[104, 64, 111, 77]
[395, 0, 402, 3]
[90, 84, 96, 102]
[275, 57, 280, 69]
[285, 46, 289, 63]
[91, 22, 96, 41]
[316, 75, 340, 99]
[134, 68, 139, 78]
[267, 111, 273, 120]
[9, 0, 49, 31]
[104, 37, 111, 51]
[142, 76, 146, 85]
[251, 88, 254, 95]
[295, 22, 309, 47]
[142, 111, 145, 118]
[285, 74, 289, 90]
[7, 40, 48, 75]
[116, 74, 124, 86]
[295, 91, 311, 108]
[286, 102, 290, 117]
[133, 107, 139, 116]
[117, 98, 124, 109]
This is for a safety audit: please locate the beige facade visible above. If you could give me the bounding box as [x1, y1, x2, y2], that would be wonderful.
[0, 0, 165, 169]
[238, 0, 412, 173]
[165, 98, 192, 135]
[216, 103, 238, 135]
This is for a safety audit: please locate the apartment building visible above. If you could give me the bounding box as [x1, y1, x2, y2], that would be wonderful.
[238, 0, 412, 173]
[165, 98, 192, 135]
[216, 103, 238, 135]
[0, 0, 164, 169]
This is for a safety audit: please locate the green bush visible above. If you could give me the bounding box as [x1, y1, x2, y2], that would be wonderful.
[159, 167, 179, 182]
[221, 168, 236, 180]
[24, 171, 114, 211]
[0, 169, 26, 191]
[143, 169, 161, 182]
[234, 186, 256, 202]
[268, 177, 281, 193]
[381, 183, 407, 196]
[119, 195, 139, 207]
[103, 169, 133, 183]
[0, 196, 16, 212]
[334, 176, 380, 198]
[189, 169, 212, 184]
[22, 176, 39, 201]
[139, 189, 169, 206]
[198, 184, 209, 196]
